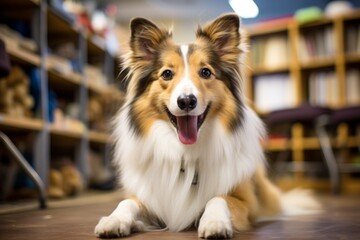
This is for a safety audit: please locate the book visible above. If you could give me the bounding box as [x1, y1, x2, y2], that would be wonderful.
[250, 34, 289, 69]
[299, 25, 334, 61]
[346, 69, 360, 105]
[308, 71, 338, 106]
[254, 74, 294, 112]
[345, 24, 360, 53]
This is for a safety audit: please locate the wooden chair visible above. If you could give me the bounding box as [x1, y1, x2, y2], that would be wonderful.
[266, 104, 340, 194]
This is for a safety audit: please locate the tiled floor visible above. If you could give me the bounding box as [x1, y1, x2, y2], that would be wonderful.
[0, 194, 360, 239]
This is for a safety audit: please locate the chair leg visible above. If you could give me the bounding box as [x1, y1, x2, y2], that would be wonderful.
[0, 131, 47, 209]
[315, 116, 341, 194]
[273, 149, 291, 177]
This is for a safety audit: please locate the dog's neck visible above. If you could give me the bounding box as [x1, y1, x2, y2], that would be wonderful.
[180, 157, 199, 185]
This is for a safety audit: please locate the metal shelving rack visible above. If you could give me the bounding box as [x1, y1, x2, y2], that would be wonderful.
[0, 0, 123, 206]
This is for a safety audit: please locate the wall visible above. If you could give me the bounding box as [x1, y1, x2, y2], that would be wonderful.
[243, 0, 360, 25]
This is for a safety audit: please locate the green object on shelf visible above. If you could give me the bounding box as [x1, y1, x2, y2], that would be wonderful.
[295, 7, 323, 24]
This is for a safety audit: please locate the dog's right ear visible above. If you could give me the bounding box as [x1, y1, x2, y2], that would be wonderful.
[130, 18, 171, 61]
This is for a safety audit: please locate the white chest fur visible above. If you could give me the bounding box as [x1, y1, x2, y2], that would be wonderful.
[113, 106, 265, 231]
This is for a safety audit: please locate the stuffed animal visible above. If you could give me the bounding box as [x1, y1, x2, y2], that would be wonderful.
[88, 88, 124, 131]
[47, 158, 84, 199]
[0, 66, 34, 117]
[88, 150, 116, 190]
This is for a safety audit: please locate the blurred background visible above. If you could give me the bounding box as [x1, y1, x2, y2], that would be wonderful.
[0, 0, 359, 211]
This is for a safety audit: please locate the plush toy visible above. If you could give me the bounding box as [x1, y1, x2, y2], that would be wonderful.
[61, 164, 84, 196]
[88, 88, 124, 131]
[47, 158, 84, 199]
[48, 169, 65, 199]
[88, 150, 116, 190]
[0, 66, 34, 117]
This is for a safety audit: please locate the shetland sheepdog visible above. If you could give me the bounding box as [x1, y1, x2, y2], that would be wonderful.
[95, 14, 320, 238]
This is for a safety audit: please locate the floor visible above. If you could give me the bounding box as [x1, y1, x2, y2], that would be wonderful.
[0, 193, 360, 239]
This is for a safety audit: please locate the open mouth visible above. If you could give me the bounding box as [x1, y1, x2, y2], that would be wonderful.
[165, 104, 211, 145]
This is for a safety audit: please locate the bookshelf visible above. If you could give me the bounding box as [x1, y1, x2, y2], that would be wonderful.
[0, 0, 123, 202]
[245, 10, 360, 193]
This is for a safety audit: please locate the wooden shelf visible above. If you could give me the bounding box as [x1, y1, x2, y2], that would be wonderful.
[88, 130, 110, 144]
[246, 22, 289, 37]
[86, 81, 107, 95]
[336, 136, 360, 148]
[302, 137, 321, 150]
[0, 0, 39, 8]
[265, 136, 359, 151]
[50, 125, 85, 139]
[6, 45, 41, 66]
[300, 57, 336, 70]
[0, 114, 43, 131]
[251, 64, 290, 75]
[47, 68, 82, 92]
[86, 35, 106, 58]
[345, 53, 360, 64]
[297, 18, 333, 29]
[263, 138, 290, 151]
[342, 9, 360, 21]
[47, 7, 79, 42]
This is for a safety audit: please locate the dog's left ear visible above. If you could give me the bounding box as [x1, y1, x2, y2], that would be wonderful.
[197, 14, 240, 58]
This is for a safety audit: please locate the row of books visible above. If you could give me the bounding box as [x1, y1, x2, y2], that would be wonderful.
[253, 69, 359, 112]
[250, 34, 290, 69]
[254, 74, 294, 112]
[346, 69, 360, 105]
[299, 25, 335, 61]
[308, 71, 338, 106]
[308, 69, 360, 106]
[345, 24, 360, 54]
[250, 26, 335, 69]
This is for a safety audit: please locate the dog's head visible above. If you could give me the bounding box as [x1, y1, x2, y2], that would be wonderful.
[124, 14, 246, 145]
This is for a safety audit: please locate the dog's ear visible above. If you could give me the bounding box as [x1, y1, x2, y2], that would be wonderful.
[197, 14, 240, 58]
[130, 18, 171, 61]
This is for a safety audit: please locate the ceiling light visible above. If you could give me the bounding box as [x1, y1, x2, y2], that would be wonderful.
[229, 0, 259, 18]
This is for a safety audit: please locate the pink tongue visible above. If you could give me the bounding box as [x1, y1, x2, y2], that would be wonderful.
[176, 116, 198, 145]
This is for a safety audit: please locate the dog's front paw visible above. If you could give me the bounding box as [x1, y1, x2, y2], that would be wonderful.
[198, 218, 233, 239]
[94, 215, 132, 238]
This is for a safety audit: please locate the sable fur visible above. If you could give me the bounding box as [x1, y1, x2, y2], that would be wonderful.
[95, 14, 320, 239]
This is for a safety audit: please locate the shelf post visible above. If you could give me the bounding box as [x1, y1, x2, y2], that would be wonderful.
[77, 29, 90, 186]
[32, 0, 50, 187]
[288, 22, 302, 106]
[334, 18, 346, 107]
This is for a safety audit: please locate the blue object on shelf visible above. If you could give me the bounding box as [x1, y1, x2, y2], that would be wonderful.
[29, 68, 57, 122]
[48, 89, 57, 123]
[71, 59, 82, 73]
[29, 68, 41, 116]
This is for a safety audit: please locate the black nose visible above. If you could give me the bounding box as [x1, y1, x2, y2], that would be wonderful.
[177, 94, 197, 111]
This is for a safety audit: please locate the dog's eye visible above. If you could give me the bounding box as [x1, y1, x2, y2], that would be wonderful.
[161, 69, 173, 81]
[199, 68, 212, 79]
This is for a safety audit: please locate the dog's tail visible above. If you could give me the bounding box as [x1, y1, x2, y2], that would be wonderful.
[280, 188, 322, 216]
[255, 166, 322, 222]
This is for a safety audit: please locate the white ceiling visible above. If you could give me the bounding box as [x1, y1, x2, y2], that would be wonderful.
[100, 0, 235, 43]
[111, 0, 234, 23]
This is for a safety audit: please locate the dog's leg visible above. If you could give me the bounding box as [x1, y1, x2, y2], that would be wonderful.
[198, 197, 234, 239]
[94, 198, 145, 238]
[223, 196, 252, 231]
[199, 177, 257, 239]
